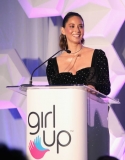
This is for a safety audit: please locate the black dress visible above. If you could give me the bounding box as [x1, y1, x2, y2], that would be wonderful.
[46, 49, 111, 95]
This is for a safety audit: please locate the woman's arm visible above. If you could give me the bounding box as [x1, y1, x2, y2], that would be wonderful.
[96, 50, 111, 95]
[86, 50, 111, 95]
[46, 58, 60, 85]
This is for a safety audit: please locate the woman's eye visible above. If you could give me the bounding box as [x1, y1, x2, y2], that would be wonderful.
[70, 25, 74, 28]
[79, 25, 83, 28]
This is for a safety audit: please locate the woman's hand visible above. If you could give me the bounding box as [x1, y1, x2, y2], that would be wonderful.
[87, 85, 97, 94]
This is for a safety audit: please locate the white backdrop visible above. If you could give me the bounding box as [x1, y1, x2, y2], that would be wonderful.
[0, 0, 125, 159]
[0, 0, 62, 76]
[0, 0, 62, 153]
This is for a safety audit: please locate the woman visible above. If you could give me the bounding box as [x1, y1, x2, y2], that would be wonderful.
[46, 12, 111, 95]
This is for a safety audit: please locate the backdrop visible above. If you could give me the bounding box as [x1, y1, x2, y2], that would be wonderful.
[0, 0, 125, 159]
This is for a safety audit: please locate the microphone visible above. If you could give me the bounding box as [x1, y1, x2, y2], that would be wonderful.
[20, 49, 71, 87]
[66, 50, 71, 53]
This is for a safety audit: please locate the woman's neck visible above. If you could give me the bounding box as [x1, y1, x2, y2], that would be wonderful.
[68, 44, 83, 54]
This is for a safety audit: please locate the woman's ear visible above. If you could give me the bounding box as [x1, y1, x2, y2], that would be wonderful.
[61, 27, 65, 35]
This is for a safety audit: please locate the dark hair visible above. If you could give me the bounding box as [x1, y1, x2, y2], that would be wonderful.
[62, 12, 84, 27]
[59, 12, 84, 50]
[0, 143, 29, 160]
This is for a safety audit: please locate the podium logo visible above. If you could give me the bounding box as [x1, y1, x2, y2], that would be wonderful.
[29, 136, 49, 159]
[28, 105, 71, 154]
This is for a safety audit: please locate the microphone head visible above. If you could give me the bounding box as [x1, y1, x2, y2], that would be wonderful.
[66, 50, 71, 53]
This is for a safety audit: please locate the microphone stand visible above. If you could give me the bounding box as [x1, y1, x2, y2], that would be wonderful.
[20, 49, 71, 87]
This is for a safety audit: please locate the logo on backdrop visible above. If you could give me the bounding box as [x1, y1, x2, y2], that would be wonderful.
[29, 136, 49, 159]
[28, 105, 72, 158]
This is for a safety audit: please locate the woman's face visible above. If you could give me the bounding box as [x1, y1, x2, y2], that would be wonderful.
[61, 16, 84, 45]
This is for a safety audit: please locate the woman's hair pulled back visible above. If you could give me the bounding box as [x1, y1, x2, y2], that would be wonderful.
[59, 12, 84, 50]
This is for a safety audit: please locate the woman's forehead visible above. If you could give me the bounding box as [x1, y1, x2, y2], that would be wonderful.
[65, 16, 84, 25]
[67, 15, 83, 21]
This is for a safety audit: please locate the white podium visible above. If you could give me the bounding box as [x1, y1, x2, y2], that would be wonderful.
[7, 85, 120, 160]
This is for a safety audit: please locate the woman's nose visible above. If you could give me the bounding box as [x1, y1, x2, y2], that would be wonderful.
[74, 26, 80, 32]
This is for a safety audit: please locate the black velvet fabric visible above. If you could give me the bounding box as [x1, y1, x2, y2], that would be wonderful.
[46, 49, 111, 95]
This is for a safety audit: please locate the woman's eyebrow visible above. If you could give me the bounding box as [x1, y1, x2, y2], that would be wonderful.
[68, 23, 83, 25]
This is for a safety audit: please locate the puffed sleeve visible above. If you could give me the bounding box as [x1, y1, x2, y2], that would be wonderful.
[95, 50, 111, 95]
[46, 58, 60, 85]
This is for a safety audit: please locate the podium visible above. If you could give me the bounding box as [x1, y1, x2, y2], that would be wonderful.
[7, 85, 120, 160]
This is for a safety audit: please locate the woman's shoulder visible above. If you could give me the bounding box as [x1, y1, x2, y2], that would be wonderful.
[94, 49, 105, 54]
[82, 46, 94, 53]
[84, 47, 104, 53]
[57, 51, 69, 57]
[47, 57, 58, 73]
[92, 49, 109, 67]
[93, 49, 107, 60]
[47, 57, 57, 65]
